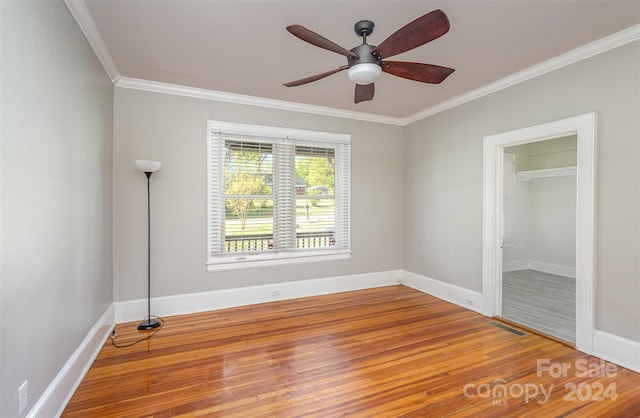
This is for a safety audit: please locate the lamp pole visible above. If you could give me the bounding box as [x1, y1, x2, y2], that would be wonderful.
[135, 160, 162, 330]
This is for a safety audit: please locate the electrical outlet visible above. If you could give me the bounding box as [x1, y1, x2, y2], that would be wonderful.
[18, 380, 28, 415]
[271, 289, 280, 296]
[465, 299, 474, 306]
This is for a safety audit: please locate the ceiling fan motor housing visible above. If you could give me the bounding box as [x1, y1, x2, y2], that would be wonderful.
[348, 44, 381, 68]
[349, 20, 380, 69]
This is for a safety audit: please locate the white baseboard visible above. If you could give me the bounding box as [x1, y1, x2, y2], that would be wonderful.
[402, 271, 485, 314]
[503, 259, 576, 278]
[593, 330, 640, 373]
[403, 270, 639, 374]
[38, 270, 639, 418]
[502, 259, 529, 272]
[115, 270, 401, 323]
[529, 260, 576, 278]
[28, 305, 115, 418]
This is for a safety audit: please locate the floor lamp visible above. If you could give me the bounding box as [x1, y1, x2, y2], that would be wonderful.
[135, 159, 162, 330]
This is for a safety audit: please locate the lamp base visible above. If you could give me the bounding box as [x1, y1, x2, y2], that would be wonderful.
[137, 318, 161, 330]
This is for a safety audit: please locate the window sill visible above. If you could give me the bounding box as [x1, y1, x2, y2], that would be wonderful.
[206, 250, 351, 272]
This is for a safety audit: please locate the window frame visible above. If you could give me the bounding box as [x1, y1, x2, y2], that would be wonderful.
[207, 121, 351, 271]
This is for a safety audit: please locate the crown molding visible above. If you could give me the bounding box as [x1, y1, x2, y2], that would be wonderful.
[64, 0, 121, 83]
[66, 0, 638, 127]
[404, 24, 640, 125]
[114, 77, 406, 126]
[115, 24, 639, 127]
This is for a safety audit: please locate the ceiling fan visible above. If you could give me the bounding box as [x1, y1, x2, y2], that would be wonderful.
[283, 9, 455, 104]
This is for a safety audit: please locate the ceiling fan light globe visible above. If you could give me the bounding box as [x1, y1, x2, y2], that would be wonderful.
[347, 63, 381, 85]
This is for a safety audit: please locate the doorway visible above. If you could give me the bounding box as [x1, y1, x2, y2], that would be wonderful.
[502, 137, 577, 344]
[482, 113, 595, 354]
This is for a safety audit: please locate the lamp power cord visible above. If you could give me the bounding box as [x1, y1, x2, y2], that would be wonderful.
[110, 316, 164, 348]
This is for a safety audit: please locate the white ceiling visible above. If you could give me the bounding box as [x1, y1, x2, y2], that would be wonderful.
[81, 0, 639, 120]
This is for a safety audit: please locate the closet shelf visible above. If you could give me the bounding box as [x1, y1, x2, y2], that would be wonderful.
[516, 166, 577, 181]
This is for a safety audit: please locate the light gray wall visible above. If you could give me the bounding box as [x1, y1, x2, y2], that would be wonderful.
[0, 1, 113, 416]
[403, 41, 640, 341]
[113, 88, 404, 301]
[519, 136, 577, 171]
[528, 176, 577, 268]
[504, 138, 577, 268]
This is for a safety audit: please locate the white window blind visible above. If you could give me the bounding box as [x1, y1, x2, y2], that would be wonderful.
[207, 121, 351, 270]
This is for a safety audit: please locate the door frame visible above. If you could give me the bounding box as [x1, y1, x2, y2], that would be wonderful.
[482, 113, 595, 353]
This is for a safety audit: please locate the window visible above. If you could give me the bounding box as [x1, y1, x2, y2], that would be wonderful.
[208, 121, 350, 271]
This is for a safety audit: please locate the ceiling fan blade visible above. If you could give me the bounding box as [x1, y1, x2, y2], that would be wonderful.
[382, 61, 454, 84]
[354, 83, 375, 104]
[287, 25, 359, 59]
[283, 66, 348, 87]
[372, 9, 450, 60]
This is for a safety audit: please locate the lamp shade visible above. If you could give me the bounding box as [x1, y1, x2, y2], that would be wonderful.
[347, 63, 382, 85]
[135, 160, 162, 173]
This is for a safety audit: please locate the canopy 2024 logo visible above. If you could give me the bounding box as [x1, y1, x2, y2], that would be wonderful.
[462, 358, 618, 406]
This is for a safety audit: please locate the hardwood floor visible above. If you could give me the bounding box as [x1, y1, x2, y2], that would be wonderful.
[502, 269, 576, 343]
[63, 286, 640, 417]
